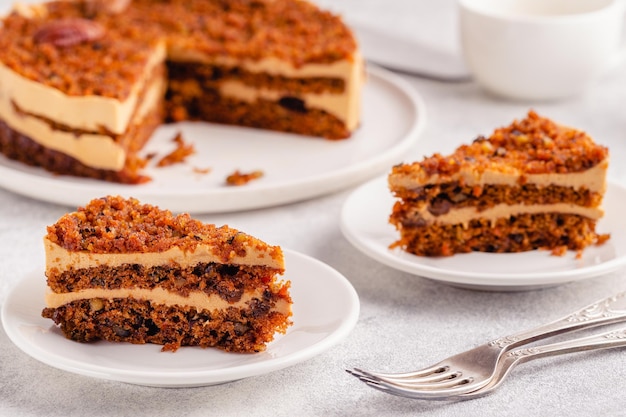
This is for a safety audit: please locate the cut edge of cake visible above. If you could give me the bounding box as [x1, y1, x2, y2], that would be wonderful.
[388, 110, 610, 257]
[41, 195, 293, 353]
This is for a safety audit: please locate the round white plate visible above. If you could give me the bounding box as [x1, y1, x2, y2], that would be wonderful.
[0, 67, 425, 213]
[1, 249, 360, 387]
[340, 175, 626, 290]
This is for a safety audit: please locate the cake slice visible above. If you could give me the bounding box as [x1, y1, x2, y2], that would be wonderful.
[388, 111, 610, 257]
[42, 196, 292, 352]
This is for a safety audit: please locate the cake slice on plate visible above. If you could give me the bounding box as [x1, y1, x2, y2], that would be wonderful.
[388, 111, 610, 257]
[0, 0, 364, 183]
[42, 196, 292, 352]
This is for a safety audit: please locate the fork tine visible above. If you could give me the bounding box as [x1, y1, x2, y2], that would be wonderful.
[361, 379, 407, 397]
[354, 367, 466, 386]
[370, 369, 462, 385]
[352, 368, 472, 390]
[360, 378, 474, 401]
[382, 373, 471, 389]
[355, 363, 447, 380]
[345, 368, 369, 378]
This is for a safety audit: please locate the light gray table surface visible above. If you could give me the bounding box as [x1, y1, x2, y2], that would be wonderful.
[2, 1, 626, 416]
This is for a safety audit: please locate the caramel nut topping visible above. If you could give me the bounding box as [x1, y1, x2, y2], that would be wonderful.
[34, 18, 105, 47]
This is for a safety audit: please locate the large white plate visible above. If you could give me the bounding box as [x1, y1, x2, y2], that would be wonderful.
[1, 250, 360, 387]
[0, 67, 425, 213]
[340, 175, 626, 290]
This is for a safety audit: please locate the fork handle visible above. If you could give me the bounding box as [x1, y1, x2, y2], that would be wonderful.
[508, 327, 626, 363]
[458, 327, 626, 399]
[490, 292, 626, 349]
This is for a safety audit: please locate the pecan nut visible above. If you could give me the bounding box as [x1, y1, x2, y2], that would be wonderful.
[34, 18, 105, 47]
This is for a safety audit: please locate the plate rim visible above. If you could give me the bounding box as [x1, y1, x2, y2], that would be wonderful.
[0, 66, 426, 213]
[1, 249, 360, 387]
[340, 175, 626, 289]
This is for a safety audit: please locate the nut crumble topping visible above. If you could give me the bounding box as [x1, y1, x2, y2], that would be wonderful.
[46, 196, 283, 265]
[393, 111, 608, 180]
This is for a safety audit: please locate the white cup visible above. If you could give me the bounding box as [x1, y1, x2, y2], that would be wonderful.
[458, 0, 625, 100]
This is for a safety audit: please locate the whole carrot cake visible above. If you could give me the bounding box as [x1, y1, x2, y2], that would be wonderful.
[388, 111, 610, 256]
[42, 196, 292, 352]
[0, 0, 363, 183]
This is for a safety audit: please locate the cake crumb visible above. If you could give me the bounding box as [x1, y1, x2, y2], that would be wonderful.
[596, 233, 611, 246]
[225, 170, 264, 186]
[193, 166, 212, 175]
[156, 132, 195, 167]
[550, 246, 568, 257]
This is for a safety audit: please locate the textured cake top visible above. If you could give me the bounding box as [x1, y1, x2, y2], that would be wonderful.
[132, 0, 357, 65]
[390, 111, 609, 187]
[46, 196, 284, 268]
[0, 2, 160, 99]
[0, 0, 358, 97]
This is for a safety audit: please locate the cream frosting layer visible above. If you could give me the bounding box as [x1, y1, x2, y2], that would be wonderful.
[219, 78, 359, 129]
[44, 238, 285, 274]
[168, 47, 361, 78]
[0, 76, 165, 170]
[45, 287, 291, 317]
[0, 95, 125, 170]
[390, 159, 609, 194]
[415, 203, 604, 227]
[0, 43, 166, 135]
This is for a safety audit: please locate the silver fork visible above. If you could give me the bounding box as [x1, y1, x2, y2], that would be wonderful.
[347, 291, 626, 399]
[357, 326, 626, 400]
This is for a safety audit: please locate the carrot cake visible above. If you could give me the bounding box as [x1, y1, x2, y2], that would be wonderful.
[41, 196, 292, 352]
[388, 111, 609, 257]
[0, 0, 363, 183]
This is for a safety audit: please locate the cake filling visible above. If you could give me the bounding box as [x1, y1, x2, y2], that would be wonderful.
[390, 159, 608, 194]
[45, 238, 284, 272]
[165, 52, 363, 130]
[165, 53, 363, 137]
[397, 202, 604, 227]
[45, 287, 291, 314]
